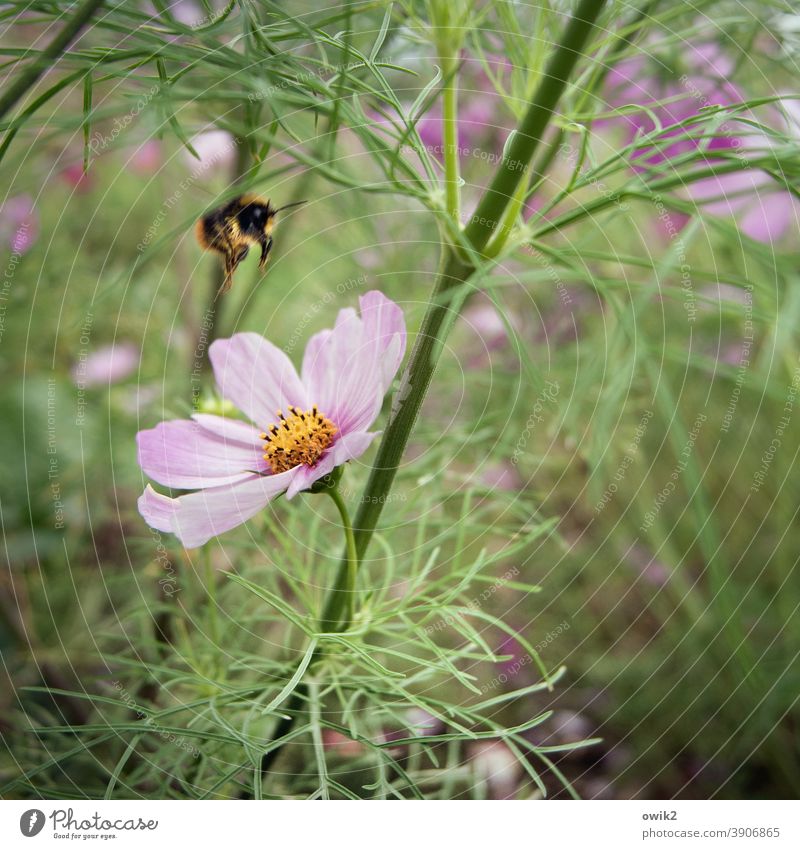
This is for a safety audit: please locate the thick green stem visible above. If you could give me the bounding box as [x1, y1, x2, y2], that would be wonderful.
[442, 60, 461, 221]
[484, 173, 530, 258]
[325, 487, 359, 626]
[0, 0, 105, 123]
[463, 0, 608, 251]
[320, 0, 608, 632]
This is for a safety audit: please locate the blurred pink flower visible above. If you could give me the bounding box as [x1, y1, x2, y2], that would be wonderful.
[468, 741, 521, 799]
[547, 710, 593, 746]
[462, 300, 508, 352]
[458, 297, 524, 370]
[372, 57, 501, 161]
[72, 342, 140, 388]
[60, 163, 93, 194]
[0, 195, 38, 253]
[381, 709, 444, 746]
[605, 42, 742, 169]
[625, 544, 669, 587]
[684, 97, 800, 242]
[496, 633, 527, 676]
[321, 729, 363, 758]
[606, 44, 800, 242]
[417, 96, 498, 156]
[477, 461, 523, 492]
[130, 140, 163, 174]
[183, 129, 237, 170]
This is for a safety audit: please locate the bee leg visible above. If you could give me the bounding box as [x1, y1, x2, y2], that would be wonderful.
[258, 235, 273, 271]
[215, 251, 237, 299]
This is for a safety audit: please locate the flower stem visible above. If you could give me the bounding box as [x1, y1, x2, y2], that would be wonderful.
[442, 59, 461, 222]
[204, 549, 220, 670]
[463, 0, 608, 252]
[483, 172, 530, 259]
[325, 486, 359, 626]
[320, 0, 608, 632]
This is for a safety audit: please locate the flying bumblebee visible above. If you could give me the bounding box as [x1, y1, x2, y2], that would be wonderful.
[195, 194, 306, 297]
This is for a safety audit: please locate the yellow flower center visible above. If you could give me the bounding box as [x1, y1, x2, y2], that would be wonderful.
[260, 405, 337, 474]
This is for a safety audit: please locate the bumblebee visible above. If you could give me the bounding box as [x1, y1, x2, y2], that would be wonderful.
[195, 194, 305, 297]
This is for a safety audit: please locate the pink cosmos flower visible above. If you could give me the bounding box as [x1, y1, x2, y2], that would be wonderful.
[60, 163, 94, 194]
[137, 291, 406, 548]
[129, 140, 163, 175]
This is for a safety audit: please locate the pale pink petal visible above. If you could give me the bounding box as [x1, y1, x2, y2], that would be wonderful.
[190, 413, 266, 444]
[331, 430, 379, 466]
[138, 471, 298, 548]
[358, 290, 407, 392]
[209, 333, 308, 429]
[739, 192, 794, 242]
[184, 129, 236, 170]
[285, 458, 338, 499]
[303, 294, 406, 436]
[300, 328, 332, 387]
[137, 417, 266, 489]
[302, 307, 384, 435]
[137, 484, 175, 535]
